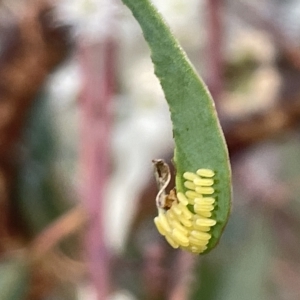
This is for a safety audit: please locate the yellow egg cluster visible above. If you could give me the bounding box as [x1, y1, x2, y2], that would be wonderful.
[154, 168, 217, 254]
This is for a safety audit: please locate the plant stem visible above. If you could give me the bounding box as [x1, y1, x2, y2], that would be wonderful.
[78, 39, 115, 299]
[205, 0, 224, 107]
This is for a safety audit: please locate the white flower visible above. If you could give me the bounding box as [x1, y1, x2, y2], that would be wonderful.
[152, 0, 203, 47]
[53, 0, 118, 43]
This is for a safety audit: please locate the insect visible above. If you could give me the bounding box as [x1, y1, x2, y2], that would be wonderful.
[153, 160, 217, 254]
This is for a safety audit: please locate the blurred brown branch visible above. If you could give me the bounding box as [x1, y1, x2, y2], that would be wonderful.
[0, 2, 69, 160]
[0, 1, 70, 253]
[225, 92, 300, 154]
[0, 2, 70, 298]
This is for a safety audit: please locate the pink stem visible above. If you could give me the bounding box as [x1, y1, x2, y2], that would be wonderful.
[78, 39, 115, 299]
[205, 0, 224, 107]
[168, 251, 197, 300]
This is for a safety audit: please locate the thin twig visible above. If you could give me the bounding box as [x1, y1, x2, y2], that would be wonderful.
[225, 92, 300, 154]
[78, 38, 115, 299]
[205, 0, 224, 107]
[29, 205, 86, 261]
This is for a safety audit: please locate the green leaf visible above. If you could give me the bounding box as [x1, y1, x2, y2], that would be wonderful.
[122, 0, 231, 253]
[215, 214, 271, 300]
[17, 94, 71, 236]
[0, 259, 29, 300]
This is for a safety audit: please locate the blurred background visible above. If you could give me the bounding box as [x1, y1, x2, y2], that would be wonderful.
[1, 0, 300, 299]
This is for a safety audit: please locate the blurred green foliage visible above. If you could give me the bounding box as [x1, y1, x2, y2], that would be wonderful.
[0, 259, 29, 300]
[17, 93, 71, 236]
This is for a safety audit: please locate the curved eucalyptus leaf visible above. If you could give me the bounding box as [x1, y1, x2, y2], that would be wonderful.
[122, 0, 231, 253]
